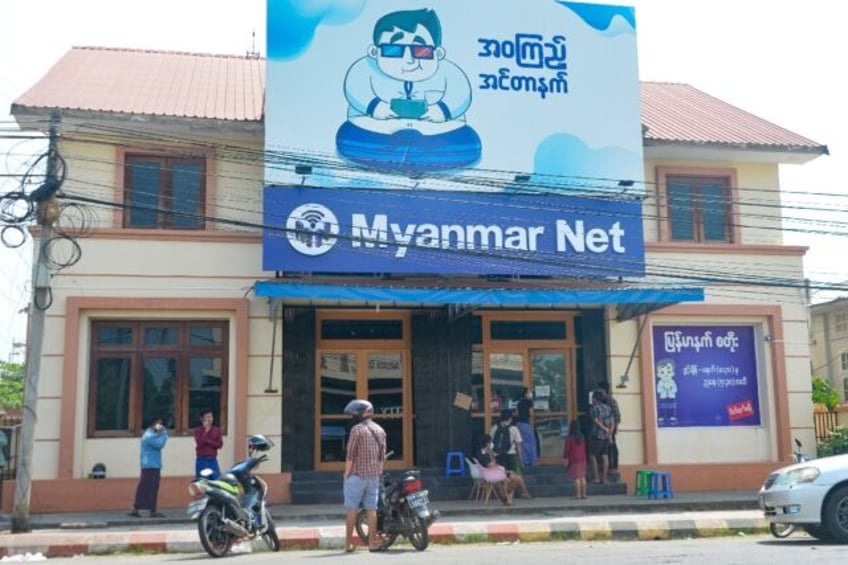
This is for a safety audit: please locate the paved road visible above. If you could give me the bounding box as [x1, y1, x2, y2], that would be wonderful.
[17, 536, 848, 564]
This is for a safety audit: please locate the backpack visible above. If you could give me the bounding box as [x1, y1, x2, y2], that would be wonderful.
[493, 425, 512, 455]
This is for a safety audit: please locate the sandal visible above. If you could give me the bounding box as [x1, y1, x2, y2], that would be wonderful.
[369, 545, 387, 552]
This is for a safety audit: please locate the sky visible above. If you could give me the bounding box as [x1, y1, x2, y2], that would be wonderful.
[0, 0, 846, 362]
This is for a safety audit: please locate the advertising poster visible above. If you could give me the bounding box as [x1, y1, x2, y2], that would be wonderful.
[266, 0, 644, 194]
[652, 325, 761, 428]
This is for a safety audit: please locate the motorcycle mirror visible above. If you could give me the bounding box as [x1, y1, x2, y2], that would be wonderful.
[794, 438, 802, 448]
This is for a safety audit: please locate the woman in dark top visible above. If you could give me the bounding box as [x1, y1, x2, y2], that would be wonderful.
[476, 434, 531, 503]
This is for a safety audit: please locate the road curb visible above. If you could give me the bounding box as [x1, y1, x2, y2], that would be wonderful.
[0, 517, 770, 557]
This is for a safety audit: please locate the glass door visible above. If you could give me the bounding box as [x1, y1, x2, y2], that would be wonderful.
[317, 352, 357, 467]
[366, 352, 406, 463]
[315, 350, 410, 470]
[489, 351, 525, 420]
[530, 350, 570, 460]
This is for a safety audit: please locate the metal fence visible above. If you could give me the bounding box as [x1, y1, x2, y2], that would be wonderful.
[0, 414, 21, 480]
[814, 411, 839, 444]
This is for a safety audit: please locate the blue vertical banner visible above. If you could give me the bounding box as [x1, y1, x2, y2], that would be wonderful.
[652, 325, 761, 428]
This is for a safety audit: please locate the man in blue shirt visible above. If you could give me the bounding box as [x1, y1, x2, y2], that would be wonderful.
[128, 417, 169, 518]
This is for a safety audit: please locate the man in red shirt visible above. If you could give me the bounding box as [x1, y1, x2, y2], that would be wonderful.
[193, 409, 223, 479]
[343, 399, 386, 552]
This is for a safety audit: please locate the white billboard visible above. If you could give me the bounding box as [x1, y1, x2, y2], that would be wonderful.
[267, 1, 644, 195]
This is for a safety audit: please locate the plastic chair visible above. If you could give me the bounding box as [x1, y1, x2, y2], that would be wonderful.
[649, 470, 674, 499]
[466, 457, 486, 501]
[635, 470, 653, 496]
[476, 460, 509, 504]
[445, 451, 466, 478]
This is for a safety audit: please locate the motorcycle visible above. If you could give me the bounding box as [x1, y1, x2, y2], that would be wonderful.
[768, 438, 811, 539]
[355, 468, 439, 551]
[186, 434, 281, 557]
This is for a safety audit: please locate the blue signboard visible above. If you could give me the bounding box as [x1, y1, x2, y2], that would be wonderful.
[652, 325, 761, 428]
[266, 0, 644, 195]
[263, 186, 645, 276]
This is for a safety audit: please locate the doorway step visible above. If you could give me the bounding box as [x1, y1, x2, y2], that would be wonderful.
[290, 466, 626, 505]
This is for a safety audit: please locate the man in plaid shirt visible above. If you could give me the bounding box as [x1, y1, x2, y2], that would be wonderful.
[343, 399, 387, 552]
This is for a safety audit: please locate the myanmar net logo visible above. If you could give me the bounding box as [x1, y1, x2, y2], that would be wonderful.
[285, 204, 339, 256]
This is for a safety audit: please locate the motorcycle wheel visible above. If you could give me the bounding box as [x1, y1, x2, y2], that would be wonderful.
[355, 509, 398, 549]
[407, 512, 429, 551]
[261, 509, 281, 552]
[198, 504, 234, 558]
[769, 522, 796, 538]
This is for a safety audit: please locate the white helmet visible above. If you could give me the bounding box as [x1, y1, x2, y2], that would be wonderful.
[344, 399, 374, 421]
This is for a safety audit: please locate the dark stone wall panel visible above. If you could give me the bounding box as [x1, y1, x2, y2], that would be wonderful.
[412, 311, 473, 468]
[282, 307, 316, 471]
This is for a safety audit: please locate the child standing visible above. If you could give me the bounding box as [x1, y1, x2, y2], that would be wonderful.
[562, 419, 588, 499]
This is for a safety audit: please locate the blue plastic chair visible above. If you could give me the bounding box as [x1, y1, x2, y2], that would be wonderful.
[444, 451, 466, 478]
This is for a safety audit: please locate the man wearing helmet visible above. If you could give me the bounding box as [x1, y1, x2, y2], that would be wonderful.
[343, 399, 387, 552]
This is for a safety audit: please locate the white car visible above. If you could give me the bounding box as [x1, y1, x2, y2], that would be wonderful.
[759, 452, 848, 542]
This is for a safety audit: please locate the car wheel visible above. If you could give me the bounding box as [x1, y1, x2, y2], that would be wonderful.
[823, 485, 848, 543]
[803, 524, 833, 541]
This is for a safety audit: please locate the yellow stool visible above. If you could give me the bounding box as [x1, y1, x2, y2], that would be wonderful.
[635, 470, 653, 496]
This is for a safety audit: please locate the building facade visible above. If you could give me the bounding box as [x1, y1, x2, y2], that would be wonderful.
[810, 297, 848, 403]
[8, 11, 828, 512]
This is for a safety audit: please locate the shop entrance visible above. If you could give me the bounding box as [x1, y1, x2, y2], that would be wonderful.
[470, 313, 578, 464]
[313, 311, 412, 471]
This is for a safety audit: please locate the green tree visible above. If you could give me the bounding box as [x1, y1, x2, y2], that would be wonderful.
[0, 361, 25, 410]
[812, 377, 840, 411]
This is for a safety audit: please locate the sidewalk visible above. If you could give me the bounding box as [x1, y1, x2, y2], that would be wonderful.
[0, 491, 768, 557]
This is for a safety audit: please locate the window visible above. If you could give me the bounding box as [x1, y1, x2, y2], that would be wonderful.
[665, 175, 732, 242]
[841, 352, 848, 372]
[124, 154, 205, 229]
[835, 313, 848, 335]
[656, 168, 739, 244]
[89, 320, 228, 437]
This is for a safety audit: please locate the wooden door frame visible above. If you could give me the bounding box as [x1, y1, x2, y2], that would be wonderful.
[476, 311, 578, 464]
[313, 310, 412, 471]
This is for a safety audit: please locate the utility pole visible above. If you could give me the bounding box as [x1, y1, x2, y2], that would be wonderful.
[12, 114, 61, 533]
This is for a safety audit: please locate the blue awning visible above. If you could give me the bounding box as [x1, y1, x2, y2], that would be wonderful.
[253, 281, 704, 307]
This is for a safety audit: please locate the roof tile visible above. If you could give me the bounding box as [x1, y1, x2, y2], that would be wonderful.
[13, 46, 264, 122]
[639, 81, 823, 150]
[12, 47, 824, 154]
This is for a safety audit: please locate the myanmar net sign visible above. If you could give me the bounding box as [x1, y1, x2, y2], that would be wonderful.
[265, 0, 644, 194]
[262, 186, 645, 276]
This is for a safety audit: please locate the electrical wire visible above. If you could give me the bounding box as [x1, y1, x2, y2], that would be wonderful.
[3, 126, 847, 303]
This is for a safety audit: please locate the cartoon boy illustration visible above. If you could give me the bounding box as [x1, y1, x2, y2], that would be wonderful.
[655, 358, 678, 426]
[335, 8, 481, 171]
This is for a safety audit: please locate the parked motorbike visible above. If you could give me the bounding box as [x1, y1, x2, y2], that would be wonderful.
[768, 438, 811, 539]
[186, 434, 281, 557]
[355, 468, 439, 551]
